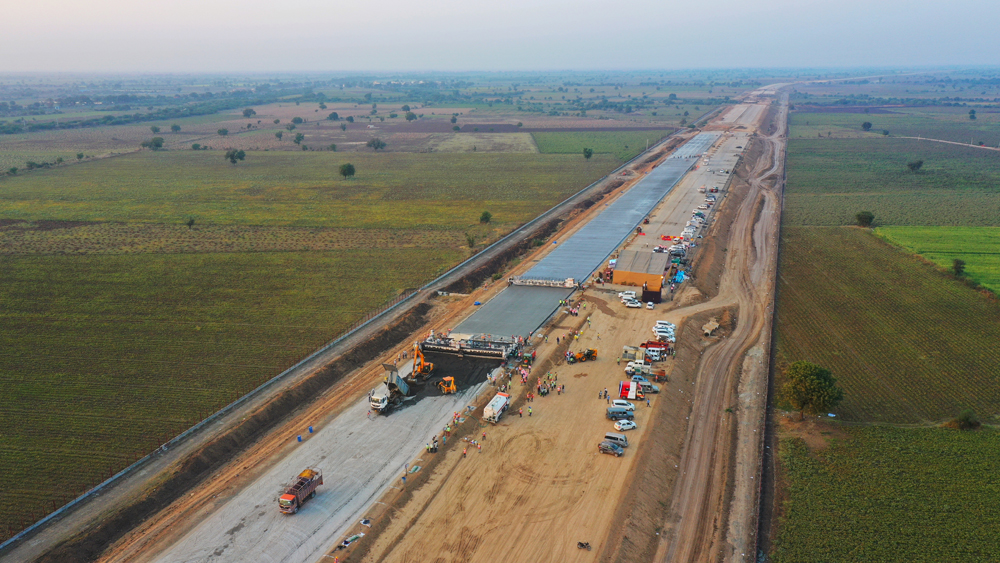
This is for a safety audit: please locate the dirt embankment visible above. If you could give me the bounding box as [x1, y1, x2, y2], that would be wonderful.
[36, 303, 434, 563]
[692, 137, 761, 300]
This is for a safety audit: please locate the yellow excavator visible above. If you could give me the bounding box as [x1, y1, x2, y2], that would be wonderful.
[437, 376, 457, 394]
[413, 344, 434, 379]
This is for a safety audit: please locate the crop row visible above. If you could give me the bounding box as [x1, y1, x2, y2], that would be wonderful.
[773, 426, 1000, 562]
[0, 222, 468, 255]
[0, 248, 460, 540]
[774, 227, 1000, 424]
[0, 150, 616, 228]
[531, 130, 673, 161]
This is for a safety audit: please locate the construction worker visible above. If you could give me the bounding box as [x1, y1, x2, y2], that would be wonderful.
[482, 430, 487, 440]
[528, 406, 532, 416]
[463, 448, 467, 458]
[519, 408, 523, 418]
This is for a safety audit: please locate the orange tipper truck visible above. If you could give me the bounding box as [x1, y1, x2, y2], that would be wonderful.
[279, 468, 323, 514]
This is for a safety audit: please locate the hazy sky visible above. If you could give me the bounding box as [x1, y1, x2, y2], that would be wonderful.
[3, 0, 997, 72]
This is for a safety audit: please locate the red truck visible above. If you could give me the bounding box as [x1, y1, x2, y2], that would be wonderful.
[279, 468, 323, 514]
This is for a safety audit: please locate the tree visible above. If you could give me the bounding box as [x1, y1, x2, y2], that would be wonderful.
[366, 138, 386, 151]
[405, 111, 417, 122]
[328, 144, 337, 151]
[149, 126, 160, 134]
[781, 361, 843, 420]
[291, 117, 304, 124]
[140, 137, 165, 150]
[285, 124, 296, 131]
[217, 128, 229, 136]
[273, 119, 280, 124]
[954, 409, 980, 430]
[191, 143, 201, 150]
[953, 258, 966, 276]
[293, 132, 305, 145]
[224, 149, 246, 165]
[327, 112, 340, 121]
[171, 124, 181, 133]
[401, 104, 410, 112]
[969, 109, 977, 120]
[855, 211, 875, 227]
[346, 116, 354, 123]
[7, 167, 16, 175]
[185, 217, 195, 229]
[450, 116, 457, 124]
[453, 126, 461, 131]
[275, 131, 283, 140]
[480, 211, 492, 224]
[319, 102, 327, 110]
[76, 153, 84, 160]
[583, 148, 594, 161]
[861, 121, 873, 131]
[340, 123, 347, 131]
[243, 108, 256, 118]
[907, 159, 924, 172]
[339, 163, 356, 179]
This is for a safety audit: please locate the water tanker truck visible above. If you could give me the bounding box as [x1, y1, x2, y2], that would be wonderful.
[483, 392, 510, 423]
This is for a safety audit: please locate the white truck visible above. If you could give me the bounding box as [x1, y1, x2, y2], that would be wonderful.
[483, 392, 510, 423]
[370, 372, 411, 414]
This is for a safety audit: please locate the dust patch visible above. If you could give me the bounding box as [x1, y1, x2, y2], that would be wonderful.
[777, 417, 847, 452]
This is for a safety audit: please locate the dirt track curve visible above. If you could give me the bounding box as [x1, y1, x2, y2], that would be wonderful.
[656, 92, 787, 563]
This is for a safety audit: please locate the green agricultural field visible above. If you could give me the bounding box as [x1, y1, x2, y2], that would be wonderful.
[774, 426, 1000, 563]
[783, 138, 1000, 226]
[876, 226, 1000, 294]
[531, 130, 674, 161]
[0, 247, 461, 534]
[789, 106, 1000, 146]
[774, 227, 1000, 424]
[0, 150, 617, 228]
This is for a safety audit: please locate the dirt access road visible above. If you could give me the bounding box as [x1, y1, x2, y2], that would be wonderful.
[655, 93, 787, 563]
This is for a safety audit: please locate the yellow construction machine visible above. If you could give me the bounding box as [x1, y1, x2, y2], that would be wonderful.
[437, 376, 457, 394]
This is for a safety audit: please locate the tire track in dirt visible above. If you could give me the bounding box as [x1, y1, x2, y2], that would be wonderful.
[655, 94, 787, 563]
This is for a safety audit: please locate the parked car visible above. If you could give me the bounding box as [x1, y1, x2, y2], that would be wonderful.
[614, 420, 637, 432]
[626, 300, 642, 308]
[630, 374, 651, 385]
[646, 302, 654, 310]
[618, 291, 637, 300]
[598, 441, 625, 457]
[612, 399, 636, 411]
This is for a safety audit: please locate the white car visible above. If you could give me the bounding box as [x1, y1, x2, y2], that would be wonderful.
[618, 291, 637, 300]
[614, 420, 637, 431]
[655, 321, 676, 329]
[626, 300, 642, 308]
[698, 205, 709, 210]
[646, 302, 654, 310]
[612, 399, 635, 411]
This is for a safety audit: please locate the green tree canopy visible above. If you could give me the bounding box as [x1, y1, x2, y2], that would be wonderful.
[583, 148, 594, 161]
[224, 149, 246, 165]
[339, 163, 356, 179]
[366, 138, 386, 151]
[327, 112, 340, 121]
[953, 259, 966, 276]
[150, 125, 160, 134]
[291, 116, 304, 124]
[907, 160, 924, 172]
[170, 124, 181, 133]
[861, 121, 873, 131]
[293, 132, 305, 145]
[405, 111, 417, 122]
[217, 128, 229, 136]
[243, 108, 256, 118]
[275, 131, 283, 140]
[855, 211, 875, 227]
[781, 361, 844, 420]
[480, 211, 492, 224]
